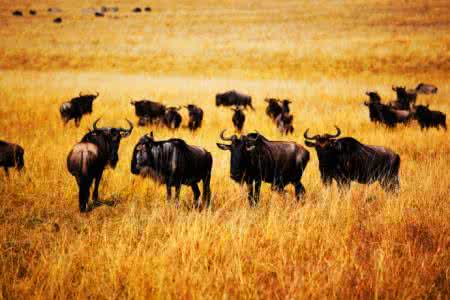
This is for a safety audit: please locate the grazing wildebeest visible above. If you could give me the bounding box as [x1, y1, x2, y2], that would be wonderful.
[413, 105, 447, 130]
[12, 10, 23, 16]
[217, 130, 309, 206]
[265, 98, 282, 120]
[365, 91, 381, 103]
[216, 90, 254, 110]
[131, 100, 166, 125]
[133, 7, 142, 13]
[231, 106, 246, 132]
[53, 17, 62, 23]
[276, 112, 294, 135]
[60, 101, 83, 126]
[0, 141, 24, 176]
[304, 126, 400, 192]
[364, 102, 412, 127]
[29, 10, 37, 15]
[391, 86, 417, 110]
[144, 7, 152, 12]
[185, 104, 204, 131]
[67, 119, 133, 212]
[163, 107, 182, 129]
[71, 92, 99, 115]
[415, 83, 438, 95]
[131, 132, 212, 208]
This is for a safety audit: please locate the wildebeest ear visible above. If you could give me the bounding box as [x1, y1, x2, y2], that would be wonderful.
[304, 140, 316, 147]
[216, 143, 231, 151]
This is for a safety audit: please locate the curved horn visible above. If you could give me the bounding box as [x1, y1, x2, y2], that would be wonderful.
[303, 128, 316, 140]
[93, 118, 101, 130]
[95, 91, 99, 97]
[328, 126, 341, 138]
[120, 119, 134, 137]
[220, 129, 233, 141]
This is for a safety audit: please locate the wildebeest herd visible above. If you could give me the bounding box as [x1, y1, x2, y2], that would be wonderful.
[1, 84, 446, 212]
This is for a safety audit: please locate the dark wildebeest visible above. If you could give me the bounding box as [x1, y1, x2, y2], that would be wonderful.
[217, 130, 310, 206]
[276, 112, 294, 135]
[185, 104, 204, 131]
[71, 92, 99, 115]
[216, 90, 254, 110]
[67, 119, 133, 212]
[265, 98, 282, 120]
[60, 101, 83, 126]
[364, 102, 412, 127]
[29, 10, 37, 15]
[144, 7, 152, 12]
[163, 107, 182, 129]
[365, 91, 381, 103]
[53, 17, 62, 23]
[130, 100, 166, 125]
[95, 12, 104, 17]
[12, 10, 23, 16]
[280, 99, 291, 113]
[415, 83, 438, 95]
[131, 132, 212, 208]
[0, 140, 24, 176]
[413, 105, 447, 130]
[133, 7, 142, 13]
[304, 126, 400, 192]
[391, 86, 417, 110]
[231, 106, 246, 132]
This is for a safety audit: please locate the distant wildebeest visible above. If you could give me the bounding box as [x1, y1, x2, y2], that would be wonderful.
[413, 105, 447, 130]
[131, 132, 212, 208]
[12, 10, 23, 16]
[391, 86, 417, 110]
[216, 90, 254, 110]
[304, 126, 400, 192]
[276, 112, 294, 135]
[95, 12, 104, 17]
[60, 92, 99, 126]
[67, 119, 133, 212]
[231, 106, 246, 132]
[364, 92, 383, 123]
[53, 17, 62, 23]
[29, 10, 37, 15]
[101, 6, 119, 13]
[364, 102, 412, 127]
[131, 99, 166, 125]
[163, 107, 182, 129]
[415, 83, 438, 95]
[280, 99, 291, 113]
[217, 130, 310, 206]
[133, 7, 142, 13]
[71, 92, 99, 114]
[0, 140, 24, 175]
[265, 98, 282, 120]
[144, 7, 152, 12]
[185, 104, 203, 131]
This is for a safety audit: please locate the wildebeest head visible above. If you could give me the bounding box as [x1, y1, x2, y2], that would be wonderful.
[281, 99, 291, 113]
[131, 132, 155, 175]
[365, 91, 381, 103]
[83, 118, 133, 168]
[217, 130, 252, 182]
[303, 126, 342, 151]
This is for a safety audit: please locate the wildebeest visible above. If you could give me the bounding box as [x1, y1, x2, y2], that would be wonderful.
[95, 12, 104, 17]
[144, 7, 152, 12]
[133, 7, 142, 13]
[415, 83, 438, 95]
[265, 98, 282, 120]
[217, 130, 310, 206]
[163, 107, 182, 129]
[185, 104, 203, 131]
[276, 112, 294, 135]
[12, 10, 23, 16]
[131, 99, 166, 125]
[71, 92, 99, 114]
[304, 126, 400, 192]
[0, 140, 24, 175]
[60, 92, 99, 126]
[280, 99, 291, 113]
[29, 10, 37, 15]
[53, 17, 62, 23]
[413, 105, 447, 130]
[216, 90, 254, 110]
[365, 91, 381, 103]
[67, 119, 133, 212]
[131, 132, 212, 208]
[231, 106, 246, 132]
[391, 86, 417, 110]
[364, 102, 412, 127]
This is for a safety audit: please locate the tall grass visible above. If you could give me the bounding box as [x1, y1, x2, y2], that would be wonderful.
[0, 0, 449, 298]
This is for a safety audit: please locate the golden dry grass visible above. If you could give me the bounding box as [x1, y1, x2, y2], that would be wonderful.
[0, 0, 449, 298]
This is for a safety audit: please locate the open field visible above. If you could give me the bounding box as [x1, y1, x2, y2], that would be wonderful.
[1, 0, 449, 298]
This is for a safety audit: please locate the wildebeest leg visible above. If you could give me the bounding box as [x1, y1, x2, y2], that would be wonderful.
[381, 176, 400, 194]
[294, 182, 306, 200]
[174, 184, 181, 207]
[75, 118, 81, 127]
[254, 180, 261, 206]
[166, 184, 172, 203]
[202, 173, 212, 208]
[247, 182, 255, 207]
[78, 177, 92, 213]
[321, 174, 332, 187]
[3, 167, 9, 177]
[92, 170, 103, 204]
[191, 183, 201, 209]
[337, 180, 351, 192]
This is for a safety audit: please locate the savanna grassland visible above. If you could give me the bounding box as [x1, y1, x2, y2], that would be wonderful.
[0, 0, 449, 298]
